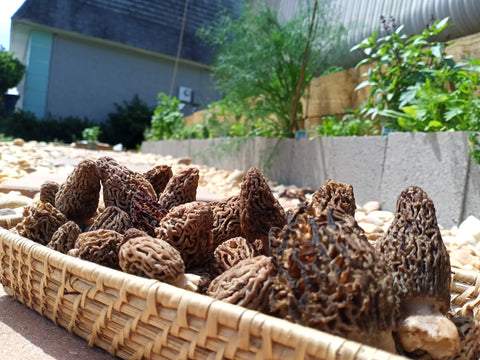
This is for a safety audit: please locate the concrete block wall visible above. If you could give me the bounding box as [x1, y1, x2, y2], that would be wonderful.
[142, 132, 480, 228]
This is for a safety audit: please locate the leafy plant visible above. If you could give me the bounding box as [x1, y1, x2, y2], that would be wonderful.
[311, 110, 378, 137]
[0, 110, 96, 143]
[101, 94, 153, 149]
[352, 16, 480, 164]
[198, 0, 345, 138]
[82, 126, 101, 145]
[352, 17, 455, 129]
[0, 46, 25, 101]
[144, 93, 186, 141]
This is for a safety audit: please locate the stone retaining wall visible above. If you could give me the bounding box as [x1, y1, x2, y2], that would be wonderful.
[142, 132, 480, 228]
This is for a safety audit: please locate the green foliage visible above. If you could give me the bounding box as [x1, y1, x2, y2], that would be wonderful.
[198, 0, 345, 138]
[0, 110, 96, 143]
[0, 46, 25, 98]
[82, 126, 101, 145]
[469, 132, 480, 165]
[144, 93, 186, 141]
[352, 16, 480, 164]
[100, 94, 153, 149]
[311, 111, 378, 137]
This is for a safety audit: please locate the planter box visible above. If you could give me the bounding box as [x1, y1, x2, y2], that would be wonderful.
[142, 132, 480, 228]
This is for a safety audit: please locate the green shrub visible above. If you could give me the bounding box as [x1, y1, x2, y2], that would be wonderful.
[198, 0, 345, 138]
[352, 16, 480, 164]
[0, 46, 25, 100]
[82, 126, 101, 145]
[352, 17, 480, 132]
[144, 93, 186, 141]
[100, 94, 153, 149]
[1, 110, 96, 143]
[310, 111, 378, 137]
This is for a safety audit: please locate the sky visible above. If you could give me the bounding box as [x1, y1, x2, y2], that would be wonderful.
[0, 0, 26, 50]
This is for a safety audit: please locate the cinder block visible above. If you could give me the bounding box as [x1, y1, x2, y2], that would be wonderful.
[462, 157, 480, 221]
[380, 132, 471, 228]
[321, 136, 387, 206]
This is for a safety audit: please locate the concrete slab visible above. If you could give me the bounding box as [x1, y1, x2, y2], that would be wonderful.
[322, 136, 387, 207]
[0, 284, 117, 360]
[380, 132, 471, 228]
[463, 156, 480, 221]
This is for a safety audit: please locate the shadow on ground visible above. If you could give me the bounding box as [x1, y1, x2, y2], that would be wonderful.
[0, 286, 117, 360]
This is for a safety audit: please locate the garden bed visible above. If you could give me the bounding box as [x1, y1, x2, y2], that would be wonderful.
[142, 131, 480, 228]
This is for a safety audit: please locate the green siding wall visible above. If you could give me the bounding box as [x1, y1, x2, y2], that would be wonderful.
[23, 30, 52, 118]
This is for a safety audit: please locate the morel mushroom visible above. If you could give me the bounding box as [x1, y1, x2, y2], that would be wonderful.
[55, 159, 101, 223]
[239, 167, 286, 254]
[158, 167, 199, 210]
[123, 227, 149, 242]
[15, 201, 67, 245]
[129, 191, 167, 236]
[119, 234, 197, 289]
[89, 206, 133, 234]
[47, 221, 82, 254]
[143, 164, 173, 197]
[40, 181, 59, 205]
[309, 179, 356, 217]
[211, 237, 257, 276]
[376, 186, 459, 358]
[211, 195, 242, 249]
[450, 316, 479, 360]
[68, 229, 125, 270]
[155, 201, 213, 270]
[270, 204, 398, 353]
[96, 156, 157, 212]
[207, 255, 273, 313]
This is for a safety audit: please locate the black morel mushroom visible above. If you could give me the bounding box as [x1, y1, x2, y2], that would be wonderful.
[55, 159, 101, 223]
[270, 204, 398, 353]
[309, 179, 356, 217]
[376, 186, 460, 358]
[239, 167, 286, 255]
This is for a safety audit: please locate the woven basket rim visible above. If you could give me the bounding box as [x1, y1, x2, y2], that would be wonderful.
[1, 223, 479, 359]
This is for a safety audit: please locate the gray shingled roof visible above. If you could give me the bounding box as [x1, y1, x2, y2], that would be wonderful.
[12, 0, 239, 65]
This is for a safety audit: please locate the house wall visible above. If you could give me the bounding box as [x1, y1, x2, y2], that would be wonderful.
[42, 33, 219, 122]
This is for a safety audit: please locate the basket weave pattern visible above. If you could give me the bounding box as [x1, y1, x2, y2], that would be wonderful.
[1, 226, 479, 359]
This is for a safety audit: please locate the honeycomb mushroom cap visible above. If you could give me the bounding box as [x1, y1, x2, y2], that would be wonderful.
[123, 228, 149, 242]
[376, 186, 451, 314]
[40, 181, 60, 205]
[211, 237, 257, 276]
[55, 159, 101, 223]
[69, 229, 125, 269]
[239, 167, 286, 254]
[129, 191, 167, 236]
[89, 206, 133, 234]
[310, 179, 356, 217]
[207, 255, 273, 313]
[158, 167, 199, 210]
[143, 164, 173, 197]
[47, 221, 82, 254]
[450, 316, 479, 360]
[270, 205, 397, 348]
[15, 201, 67, 245]
[96, 156, 157, 212]
[119, 235, 185, 284]
[155, 201, 213, 270]
[211, 195, 242, 249]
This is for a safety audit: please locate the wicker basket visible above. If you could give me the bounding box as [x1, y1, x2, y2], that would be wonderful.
[0, 213, 23, 230]
[0, 225, 478, 360]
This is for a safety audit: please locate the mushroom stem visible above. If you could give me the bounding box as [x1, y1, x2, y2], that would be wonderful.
[397, 300, 460, 358]
[349, 330, 397, 354]
[170, 273, 201, 292]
